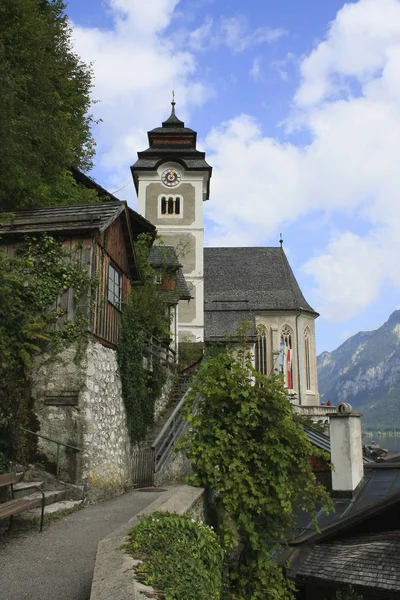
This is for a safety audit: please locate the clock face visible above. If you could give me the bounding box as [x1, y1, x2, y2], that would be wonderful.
[161, 168, 181, 187]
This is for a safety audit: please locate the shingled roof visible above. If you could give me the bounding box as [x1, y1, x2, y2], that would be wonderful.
[149, 245, 191, 303]
[296, 532, 400, 594]
[131, 103, 212, 199]
[204, 247, 317, 341]
[0, 201, 155, 238]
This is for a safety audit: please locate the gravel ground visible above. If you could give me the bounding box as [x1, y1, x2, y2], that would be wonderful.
[0, 489, 164, 600]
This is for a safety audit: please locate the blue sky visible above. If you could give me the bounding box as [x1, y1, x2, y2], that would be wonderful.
[67, 0, 400, 353]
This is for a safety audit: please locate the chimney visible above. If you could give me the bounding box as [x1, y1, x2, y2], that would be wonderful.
[330, 403, 364, 495]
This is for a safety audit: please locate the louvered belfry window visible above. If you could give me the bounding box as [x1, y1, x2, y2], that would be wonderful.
[161, 195, 181, 215]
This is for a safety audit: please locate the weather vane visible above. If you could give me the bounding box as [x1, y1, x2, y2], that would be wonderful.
[279, 233, 283, 248]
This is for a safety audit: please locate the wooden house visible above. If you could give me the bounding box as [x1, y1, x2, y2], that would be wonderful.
[0, 200, 155, 348]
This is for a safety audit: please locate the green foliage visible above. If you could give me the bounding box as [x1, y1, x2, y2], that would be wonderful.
[179, 343, 332, 600]
[0, 234, 92, 471]
[126, 511, 224, 600]
[0, 0, 98, 210]
[333, 587, 364, 600]
[178, 340, 204, 371]
[117, 235, 170, 444]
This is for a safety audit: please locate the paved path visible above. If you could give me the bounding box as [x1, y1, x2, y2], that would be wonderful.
[0, 489, 164, 600]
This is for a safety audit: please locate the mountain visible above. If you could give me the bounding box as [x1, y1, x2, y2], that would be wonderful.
[317, 310, 400, 429]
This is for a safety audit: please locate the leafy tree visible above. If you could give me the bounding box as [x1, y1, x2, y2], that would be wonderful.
[0, 0, 98, 210]
[179, 342, 332, 600]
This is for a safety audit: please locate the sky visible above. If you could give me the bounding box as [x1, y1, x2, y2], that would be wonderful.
[66, 0, 400, 353]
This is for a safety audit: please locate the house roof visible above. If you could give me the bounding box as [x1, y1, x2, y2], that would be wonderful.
[149, 245, 181, 268]
[295, 531, 400, 594]
[204, 247, 317, 342]
[0, 201, 155, 239]
[292, 463, 400, 545]
[149, 245, 191, 303]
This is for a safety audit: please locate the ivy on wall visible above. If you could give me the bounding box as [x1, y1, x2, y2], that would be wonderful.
[117, 234, 171, 445]
[0, 234, 93, 472]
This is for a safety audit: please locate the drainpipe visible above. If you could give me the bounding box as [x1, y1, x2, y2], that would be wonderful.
[295, 310, 302, 405]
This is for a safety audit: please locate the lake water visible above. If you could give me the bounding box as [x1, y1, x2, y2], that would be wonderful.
[363, 432, 400, 453]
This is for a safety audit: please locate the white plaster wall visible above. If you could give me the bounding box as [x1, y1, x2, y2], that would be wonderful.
[138, 162, 208, 343]
[330, 414, 364, 492]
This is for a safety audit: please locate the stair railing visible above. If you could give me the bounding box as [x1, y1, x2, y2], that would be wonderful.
[151, 389, 199, 473]
[19, 426, 80, 478]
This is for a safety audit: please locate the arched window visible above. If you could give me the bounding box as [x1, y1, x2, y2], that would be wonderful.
[279, 326, 293, 389]
[160, 195, 182, 216]
[255, 326, 268, 375]
[304, 327, 312, 391]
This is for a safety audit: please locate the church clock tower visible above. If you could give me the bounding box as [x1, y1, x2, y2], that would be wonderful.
[131, 101, 212, 342]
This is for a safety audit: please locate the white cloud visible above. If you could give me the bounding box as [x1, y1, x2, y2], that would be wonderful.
[249, 57, 261, 81]
[204, 0, 400, 321]
[189, 16, 285, 53]
[295, 0, 400, 107]
[71, 0, 210, 192]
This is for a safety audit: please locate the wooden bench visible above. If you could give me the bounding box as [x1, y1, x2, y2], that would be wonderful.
[0, 472, 45, 532]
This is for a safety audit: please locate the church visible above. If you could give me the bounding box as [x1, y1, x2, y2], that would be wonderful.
[131, 101, 319, 406]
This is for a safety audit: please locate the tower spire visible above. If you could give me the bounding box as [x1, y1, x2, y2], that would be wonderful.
[171, 90, 176, 115]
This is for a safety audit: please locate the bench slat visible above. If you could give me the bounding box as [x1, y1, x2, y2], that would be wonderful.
[0, 472, 24, 487]
[0, 497, 42, 520]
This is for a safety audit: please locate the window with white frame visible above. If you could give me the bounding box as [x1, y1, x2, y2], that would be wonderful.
[108, 263, 121, 308]
[160, 195, 182, 216]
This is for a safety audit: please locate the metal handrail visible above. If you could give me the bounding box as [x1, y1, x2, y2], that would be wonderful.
[20, 426, 80, 478]
[152, 389, 198, 473]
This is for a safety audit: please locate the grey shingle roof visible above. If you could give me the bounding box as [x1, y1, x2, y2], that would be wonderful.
[149, 245, 181, 268]
[148, 246, 191, 303]
[297, 532, 400, 592]
[0, 201, 155, 239]
[131, 106, 212, 199]
[204, 247, 317, 341]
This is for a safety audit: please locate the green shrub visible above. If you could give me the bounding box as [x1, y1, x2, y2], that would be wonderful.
[126, 511, 224, 600]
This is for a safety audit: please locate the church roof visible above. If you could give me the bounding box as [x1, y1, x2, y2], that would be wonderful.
[204, 246, 318, 341]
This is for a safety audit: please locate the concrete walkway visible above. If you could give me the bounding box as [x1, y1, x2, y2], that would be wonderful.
[0, 489, 166, 600]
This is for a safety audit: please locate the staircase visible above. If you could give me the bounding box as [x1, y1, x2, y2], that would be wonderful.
[2, 467, 84, 530]
[133, 364, 199, 488]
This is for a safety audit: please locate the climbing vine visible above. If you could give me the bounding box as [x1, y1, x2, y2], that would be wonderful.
[0, 233, 93, 471]
[117, 234, 171, 445]
[179, 342, 332, 600]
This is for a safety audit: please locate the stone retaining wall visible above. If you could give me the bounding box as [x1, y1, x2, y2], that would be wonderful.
[31, 340, 132, 501]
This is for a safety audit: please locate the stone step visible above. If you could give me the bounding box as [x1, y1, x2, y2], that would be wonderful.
[13, 481, 45, 497]
[21, 499, 84, 521]
[23, 488, 67, 506]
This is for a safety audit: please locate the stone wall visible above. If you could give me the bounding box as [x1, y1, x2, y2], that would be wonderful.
[80, 342, 132, 502]
[31, 340, 132, 502]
